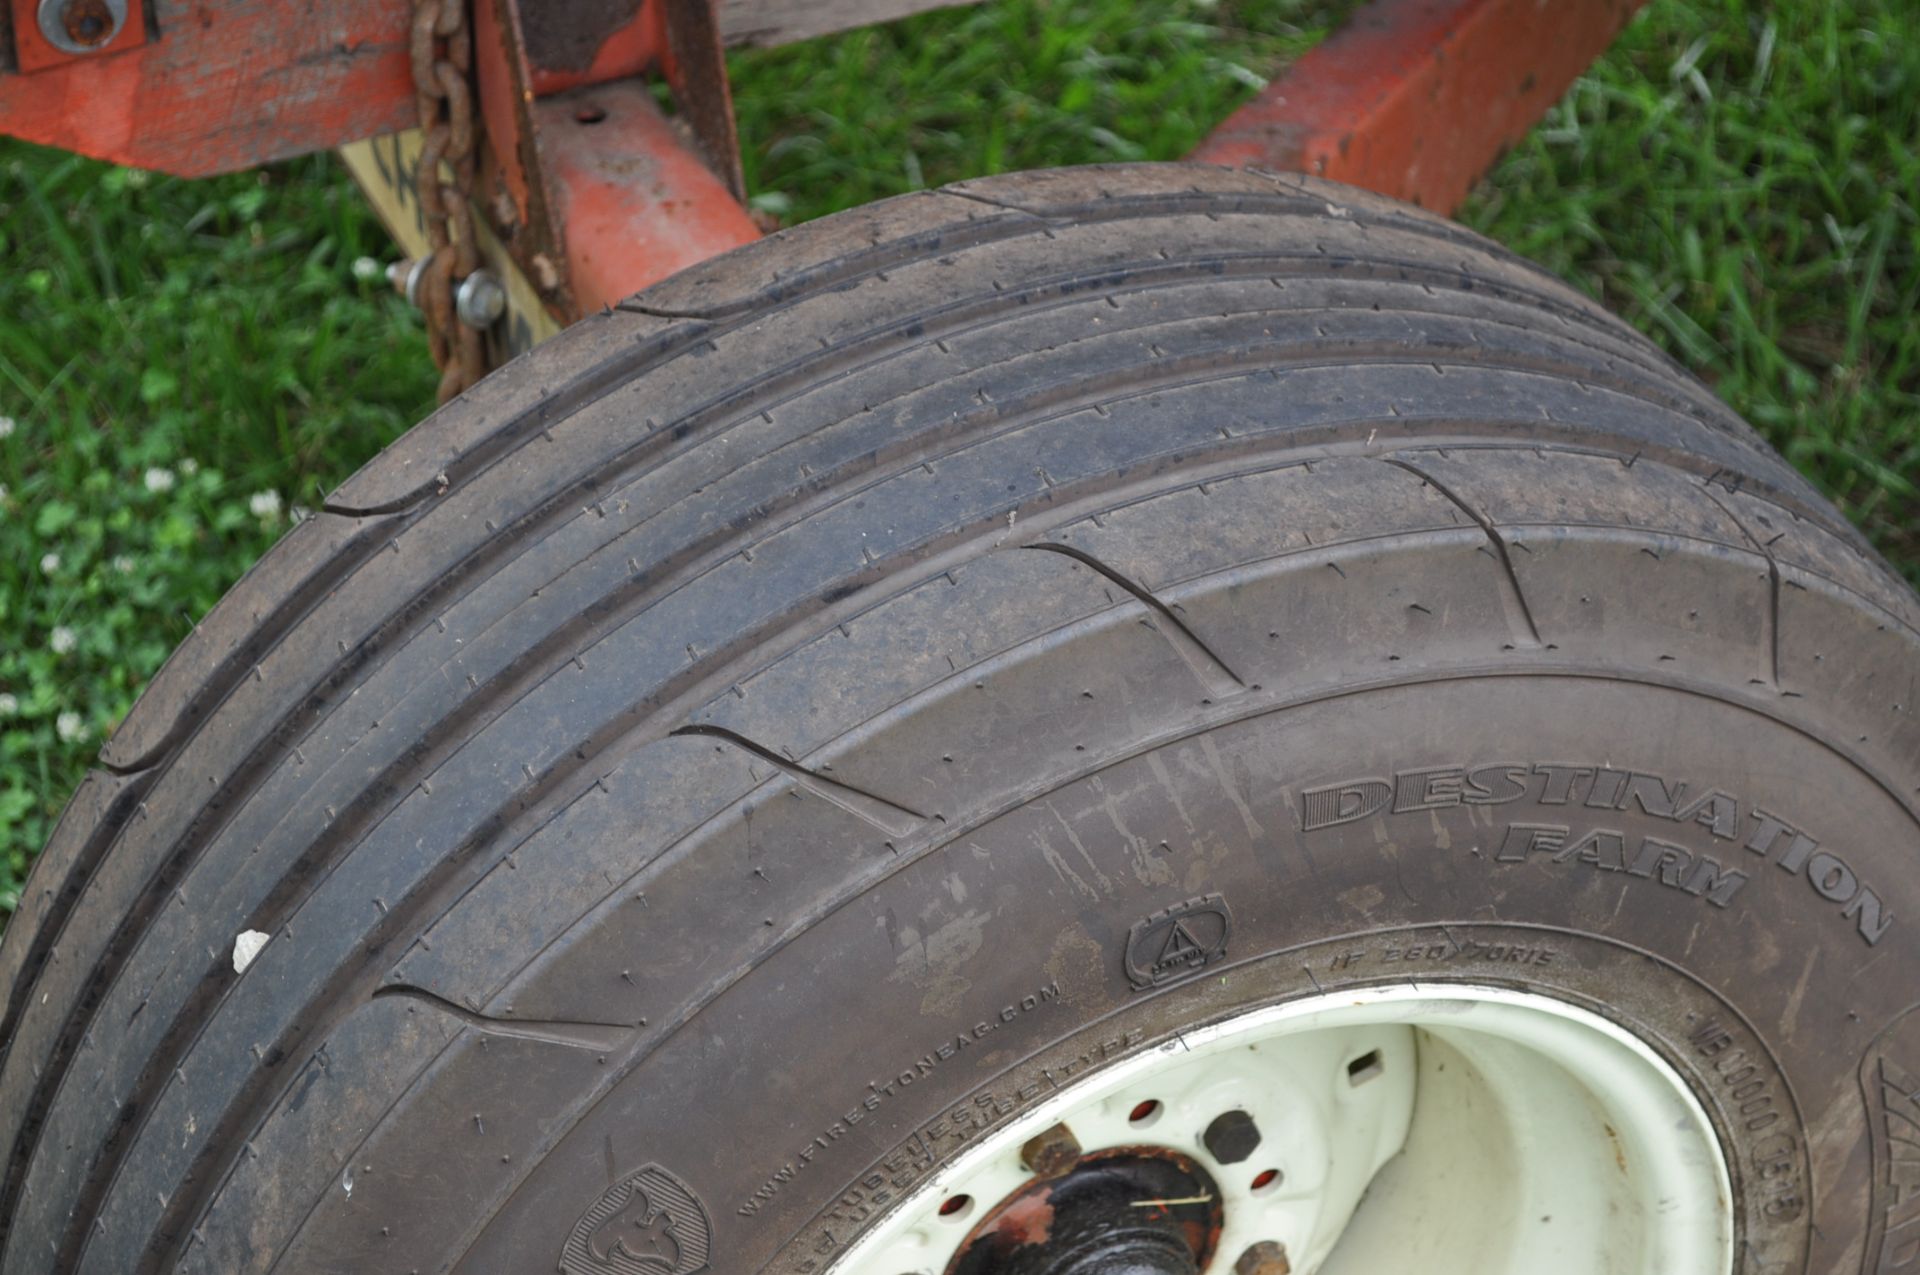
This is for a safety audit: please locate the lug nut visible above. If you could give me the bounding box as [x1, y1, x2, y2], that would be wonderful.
[1234, 1240, 1291, 1275]
[1202, 1109, 1262, 1164]
[1020, 1121, 1082, 1178]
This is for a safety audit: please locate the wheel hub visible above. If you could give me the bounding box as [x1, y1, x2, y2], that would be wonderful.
[947, 1151, 1220, 1275]
[828, 984, 1734, 1275]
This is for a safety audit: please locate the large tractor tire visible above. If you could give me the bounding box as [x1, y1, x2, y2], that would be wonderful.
[2, 165, 1915, 1275]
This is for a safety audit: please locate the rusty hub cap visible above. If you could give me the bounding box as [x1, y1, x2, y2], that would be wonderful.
[947, 1150, 1221, 1275]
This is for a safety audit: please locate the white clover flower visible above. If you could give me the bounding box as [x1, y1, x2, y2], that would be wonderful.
[179, 457, 199, 477]
[50, 625, 76, 655]
[0, 416, 15, 439]
[351, 256, 384, 282]
[249, 489, 283, 520]
[113, 554, 135, 574]
[56, 711, 85, 743]
[289, 504, 313, 525]
[39, 552, 59, 574]
[0, 693, 17, 716]
[144, 466, 176, 494]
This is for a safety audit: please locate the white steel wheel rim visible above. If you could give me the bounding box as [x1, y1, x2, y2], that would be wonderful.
[827, 982, 1733, 1275]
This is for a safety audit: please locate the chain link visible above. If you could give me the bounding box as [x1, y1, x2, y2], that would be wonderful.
[409, 0, 487, 402]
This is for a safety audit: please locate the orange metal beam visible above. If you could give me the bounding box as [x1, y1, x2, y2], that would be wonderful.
[9, 0, 149, 74]
[0, 0, 974, 178]
[532, 79, 760, 315]
[1191, 0, 1647, 216]
[0, 0, 668, 177]
[0, 0, 418, 176]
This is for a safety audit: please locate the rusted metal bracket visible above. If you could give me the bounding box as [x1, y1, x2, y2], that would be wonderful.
[473, 0, 577, 316]
[344, 0, 759, 363]
[1192, 0, 1648, 216]
[469, 0, 760, 327]
[0, 0, 986, 176]
[662, 0, 746, 201]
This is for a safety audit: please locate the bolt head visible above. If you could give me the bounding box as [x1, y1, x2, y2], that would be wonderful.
[1019, 1121, 1082, 1178]
[1234, 1240, 1291, 1275]
[38, 0, 125, 52]
[456, 270, 508, 329]
[1201, 1108, 1261, 1164]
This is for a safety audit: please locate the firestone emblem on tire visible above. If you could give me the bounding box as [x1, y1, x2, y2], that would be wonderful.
[560, 1164, 713, 1275]
[1124, 894, 1233, 989]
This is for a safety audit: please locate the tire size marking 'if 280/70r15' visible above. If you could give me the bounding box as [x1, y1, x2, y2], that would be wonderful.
[1297, 762, 1893, 946]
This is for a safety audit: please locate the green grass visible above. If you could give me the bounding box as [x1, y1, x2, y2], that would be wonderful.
[1461, 0, 1920, 562]
[0, 0, 1915, 918]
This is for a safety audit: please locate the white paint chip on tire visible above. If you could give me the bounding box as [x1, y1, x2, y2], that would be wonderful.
[231, 930, 269, 975]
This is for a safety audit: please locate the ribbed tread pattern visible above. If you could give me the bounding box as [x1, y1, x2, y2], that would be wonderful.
[0, 164, 1909, 1275]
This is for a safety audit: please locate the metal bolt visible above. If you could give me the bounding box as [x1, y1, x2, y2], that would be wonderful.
[456, 270, 507, 330]
[1201, 1109, 1262, 1164]
[1234, 1240, 1291, 1275]
[38, 0, 127, 53]
[388, 258, 431, 310]
[1020, 1122, 1082, 1178]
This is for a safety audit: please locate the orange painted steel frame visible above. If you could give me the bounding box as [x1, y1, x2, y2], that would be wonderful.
[0, 0, 669, 176]
[1, 0, 1645, 336]
[533, 81, 760, 316]
[1193, 0, 1649, 216]
[3, 0, 442, 176]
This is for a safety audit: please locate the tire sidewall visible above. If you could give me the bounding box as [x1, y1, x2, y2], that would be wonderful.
[659, 674, 1915, 1275]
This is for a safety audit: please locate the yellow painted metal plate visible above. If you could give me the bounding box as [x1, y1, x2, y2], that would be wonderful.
[338, 130, 562, 361]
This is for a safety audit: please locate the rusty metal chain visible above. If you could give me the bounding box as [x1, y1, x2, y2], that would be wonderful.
[409, 0, 486, 402]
